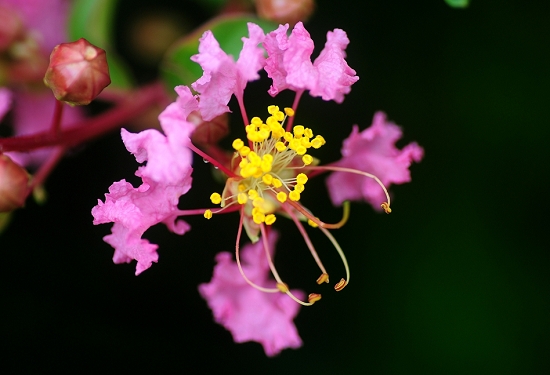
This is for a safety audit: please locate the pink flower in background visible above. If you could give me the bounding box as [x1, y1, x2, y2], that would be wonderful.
[199, 231, 304, 356]
[326, 111, 424, 210]
[264, 21, 358, 102]
[0, 88, 11, 121]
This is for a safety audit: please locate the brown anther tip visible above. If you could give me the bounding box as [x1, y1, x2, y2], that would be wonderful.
[308, 293, 322, 304]
[316, 273, 329, 285]
[334, 278, 347, 292]
[276, 282, 289, 293]
[381, 202, 392, 214]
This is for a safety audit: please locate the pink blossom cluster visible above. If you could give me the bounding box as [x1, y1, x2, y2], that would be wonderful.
[92, 21, 423, 356]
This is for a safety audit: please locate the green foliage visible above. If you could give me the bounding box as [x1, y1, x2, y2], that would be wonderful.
[68, 0, 133, 89]
[445, 0, 469, 8]
[161, 15, 277, 90]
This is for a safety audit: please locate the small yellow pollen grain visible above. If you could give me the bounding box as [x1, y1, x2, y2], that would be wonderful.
[232, 138, 244, 150]
[275, 141, 287, 152]
[277, 282, 289, 293]
[267, 105, 279, 115]
[210, 193, 222, 205]
[293, 125, 305, 137]
[302, 154, 313, 165]
[296, 145, 307, 155]
[251, 117, 263, 125]
[253, 212, 265, 224]
[307, 219, 318, 227]
[284, 107, 295, 117]
[304, 128, 313, 138]
[237, 192, 248, 204]
[265, 214, 276, 225]
[294, 183, 305, 193]
[276, 191, 287, 203]
[248, 189, 258, 199]
[296, 173, 308, 185]
[239, 146, 250, 157]
[272, 178, 282, 188]
[262, 174, 273, 185]
[289, 190, 300, 201]
[204, 209, 213, 219]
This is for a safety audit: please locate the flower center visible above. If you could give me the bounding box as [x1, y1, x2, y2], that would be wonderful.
[205, 105, 326, 225]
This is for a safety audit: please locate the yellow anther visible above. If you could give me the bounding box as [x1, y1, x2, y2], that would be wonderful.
[275, 141, 287, 152]
[232, 138, 244, 150]
[284, 107, 295, 117]
[311, 138, 323, 149]
[296, 173, 308, 185]
[272, 127, 285, 139]
[238, 183, 247, 192]
[289, 138, 301, 150]
[316, 135, 326, 145]
[253, 212, 265, 224]
[210, 193, 222, 205]
[277, 282, 289, 293]
[238, 146, 250, 157]
[294, 183, 305, 193]
[204, 209, 213, 219]
[245, 124, 255, 133]
[237, 192, 248, 204]
[260, 160, 272, 173]
[304, 128, 313, 138]
[267, 105, 279, 115]
[273, 111, 284, 122]
[295, 145, 307, 155]
[316, 273, 329, 284]
[258, 128, 270, 140]
[265, 214, 276, 225]
[276, 191, 287, 203]
[262, 154, 273, 163]
[289, 190, 301, 201]
[308, 293, 322, 304]
[284, 132, 293, 142]
[272, 178, 282, 188]
[381, 202, 392, 214]
[293, 125, 305, 137]
[300, 137, 311, 148]
[334, 278, 347, 292]
[251, 117, 263, 125]
[248, 189, 258, 199]
[262, 174, 273, 185]
[302, 154, 313, 165]
[307, 219, 318, 228]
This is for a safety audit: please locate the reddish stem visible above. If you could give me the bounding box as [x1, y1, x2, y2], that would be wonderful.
[50, 100, 64, 134]
[0, 82, 167, 153]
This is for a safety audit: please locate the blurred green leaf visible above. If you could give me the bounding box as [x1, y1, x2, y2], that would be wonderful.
[68, 0, 133, 89]
[161, 15, 277, 90]
[445, 0, 469, 8]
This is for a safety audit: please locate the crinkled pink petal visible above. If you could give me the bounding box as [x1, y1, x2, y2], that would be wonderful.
[191, 24, 265, 121]
[199, 231, 303, 356]
[326, 112, 424, 210]
[0, 87, 11, 121]
[310, 28, 359, 103]
[264, 22, 358, 102]
[92, 112, 194, 274]
[5, 90, 82, 168]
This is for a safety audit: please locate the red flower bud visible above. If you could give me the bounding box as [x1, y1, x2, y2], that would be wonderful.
[0, 155, 30, 212]
[43, 38, 111, 105]
[255, 0, 315, 26]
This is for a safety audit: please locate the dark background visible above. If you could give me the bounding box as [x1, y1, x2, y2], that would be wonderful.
[2, 0, 549, 373]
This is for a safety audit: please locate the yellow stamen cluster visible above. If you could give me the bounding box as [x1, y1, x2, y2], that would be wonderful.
[206, 105, 326, 226]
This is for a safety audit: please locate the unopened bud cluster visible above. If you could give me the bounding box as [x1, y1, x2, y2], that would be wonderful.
[255, 0, 315, 26]
[44, 38, 111, 105]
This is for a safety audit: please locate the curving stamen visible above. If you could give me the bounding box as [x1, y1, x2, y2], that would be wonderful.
[281, 202, 329, 281]
[235, 207, 279, 293]
[286, 200, 350, 229]
[294, 165, 392, 212]
[318, 225, 350, 292]
[260, 224, 319, 306]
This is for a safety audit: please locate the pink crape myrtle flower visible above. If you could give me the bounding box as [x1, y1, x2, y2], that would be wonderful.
[264, 21, 358, 102]
[326, 112, 424, 210]
[199, 230, 304, 356]
[92, 86, 196, 275]
[93, 21, 422, 355]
